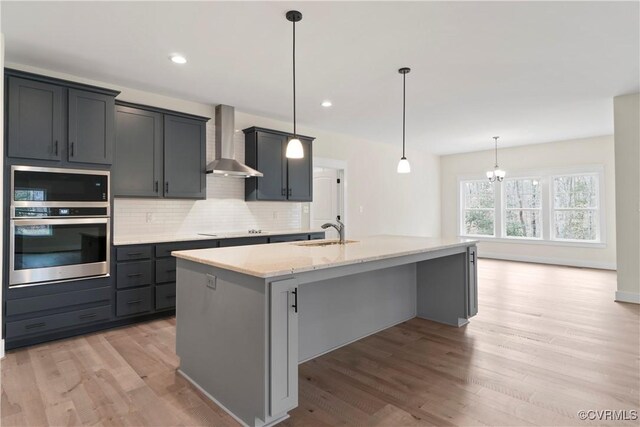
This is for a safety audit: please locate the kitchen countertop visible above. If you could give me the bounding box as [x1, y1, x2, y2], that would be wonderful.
[172, 235, 478, 278]
[113, 229, 324, 246]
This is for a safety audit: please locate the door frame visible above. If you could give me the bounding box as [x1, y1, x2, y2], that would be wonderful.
[310, 157, 347, 238]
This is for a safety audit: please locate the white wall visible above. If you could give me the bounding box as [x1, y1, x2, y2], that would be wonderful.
[5, 63, 441, 242]
[441, 135, 616, 269]
[613, 93, 640, 303]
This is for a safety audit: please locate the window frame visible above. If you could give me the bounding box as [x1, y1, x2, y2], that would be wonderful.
[459, 179, 496, 238]
[550, 171, 603, 244]
[501, 176, 544, 241]
[457, 165, 606, 247]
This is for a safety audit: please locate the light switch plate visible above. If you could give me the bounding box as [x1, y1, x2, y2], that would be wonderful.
[206, 274, 217, 290]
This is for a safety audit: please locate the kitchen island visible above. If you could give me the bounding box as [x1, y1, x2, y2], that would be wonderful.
[173, 236, 478, 427]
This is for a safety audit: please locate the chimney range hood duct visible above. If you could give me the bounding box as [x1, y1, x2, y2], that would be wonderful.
[206, 105, 263, 178]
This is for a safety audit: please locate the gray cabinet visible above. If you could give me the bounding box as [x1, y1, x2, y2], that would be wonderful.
[113, 105, 163, 197]
[7, 77, 63, 161]
[68, 89, 114, 165]
[5, 70, 119, 166]
[244, 127, 314, 202]
[269, 278, 299, 416]
[467, 245, 478, 317]
[164, 115, 206, 199]
[113, 102, 208, 199]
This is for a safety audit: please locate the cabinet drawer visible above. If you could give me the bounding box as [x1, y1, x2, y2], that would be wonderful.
[269, 234, 309, 243]
[155, 240, 218, 258]
[116, 261, 152, 289]
[155, 258, 176, 284]
[155, 283, 176, 311]
[5, 305, 111, 339]
[6, 286, 111, 317]
[116, 288, 152, 317]
[116, 245, 152, 261]
[219, 236, 268, 247]
[309, 232, 325, 240]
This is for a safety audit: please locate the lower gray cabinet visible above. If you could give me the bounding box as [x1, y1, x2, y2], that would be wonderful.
[116, 261, 153, 289]
[269, 278, 299, 416]
[5, 305, 111, 339]
[156, 283, 177, 311]
[156, 258, 177, 284]
[116, 287, 152, 317]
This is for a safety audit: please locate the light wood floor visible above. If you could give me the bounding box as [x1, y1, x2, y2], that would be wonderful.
[2, 259, 639, 426]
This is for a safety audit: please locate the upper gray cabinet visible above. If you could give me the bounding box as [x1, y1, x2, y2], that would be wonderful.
[68, 89, 115, 165]
[113, 105, 163, 197]
[244, 127, 314, 202]
[163, 115, 206, 199]
[113, 102, 208, 200]
[5, 70, 119, 166]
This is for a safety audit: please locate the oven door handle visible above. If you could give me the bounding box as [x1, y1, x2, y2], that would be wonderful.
[11, 217, 109, 226]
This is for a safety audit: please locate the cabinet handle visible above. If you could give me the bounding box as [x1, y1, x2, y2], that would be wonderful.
[127, 252, 143, 256]
[166, 269, 176, 273]
[70, 142, 75, 157]
[165, 182, 169, 193]
[155, 181, 159, 193]
[79, 313, 97, 320]
[291, 288, 298, 313]
[25, 322, 46, 330]
[54, 140, 58, 156]
[127, 299, 143, 305]
[288, 188, 292, 197]
[470, 253, 475, 263]
[281, 188, 286, 196]
[166, 294, 176, 299]
[127, 273, 142, 278]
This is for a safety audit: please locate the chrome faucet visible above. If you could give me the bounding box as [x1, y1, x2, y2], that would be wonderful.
[321, 216, 345, 244]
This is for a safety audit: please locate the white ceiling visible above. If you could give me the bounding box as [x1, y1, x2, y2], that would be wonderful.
[2, 1, 638, 155]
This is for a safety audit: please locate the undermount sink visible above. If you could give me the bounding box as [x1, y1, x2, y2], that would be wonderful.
[293, 240, 358, 247]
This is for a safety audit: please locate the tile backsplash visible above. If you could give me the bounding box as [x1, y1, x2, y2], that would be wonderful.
[114, 119, 302, 238]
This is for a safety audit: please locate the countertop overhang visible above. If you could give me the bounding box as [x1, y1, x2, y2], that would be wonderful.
[172, 235, 478, 278]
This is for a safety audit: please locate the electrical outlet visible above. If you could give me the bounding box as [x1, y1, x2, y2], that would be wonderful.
[303, 205, 310, 214]
[145, 212, 153, 223]
[206, 274, 217, 290]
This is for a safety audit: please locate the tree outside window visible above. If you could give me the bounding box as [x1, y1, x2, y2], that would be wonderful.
[504, 178, 542, 238]
[462, 181, 495, 236]
[553, 174, 599, 241]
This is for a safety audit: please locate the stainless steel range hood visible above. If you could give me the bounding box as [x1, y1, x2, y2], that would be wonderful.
[206, 105, 263, 178]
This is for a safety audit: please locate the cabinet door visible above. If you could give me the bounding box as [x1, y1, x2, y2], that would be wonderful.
[7, 77, 63, 161]
[467, 246, 478, 317]
[270, 278, 299, 416]
[163, 115, 206, 199]
[113, 106, 163, 197]
[287, 138, 313, 201]
[256, 132, 288, 201]
[68, 89, 115, 165]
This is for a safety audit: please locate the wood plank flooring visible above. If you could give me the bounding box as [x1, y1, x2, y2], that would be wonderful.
[2, 259, 639, 426]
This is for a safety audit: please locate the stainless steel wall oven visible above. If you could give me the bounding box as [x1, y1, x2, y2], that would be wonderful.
[9, 166, 110, 287]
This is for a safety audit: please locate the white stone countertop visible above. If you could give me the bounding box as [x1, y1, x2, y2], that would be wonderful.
[113, 229, 324, 246]
[172, 235, 478, 278]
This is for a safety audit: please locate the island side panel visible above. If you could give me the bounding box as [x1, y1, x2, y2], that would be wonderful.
[175, 259, 269, 426]
[297, 264, 417, 362]
[416, 252, 469, 326]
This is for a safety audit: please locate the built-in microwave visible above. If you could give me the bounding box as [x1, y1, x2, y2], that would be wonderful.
[9, 166, 110, 287]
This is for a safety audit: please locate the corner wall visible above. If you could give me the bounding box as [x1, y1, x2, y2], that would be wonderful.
[613, 93, 640, 304]
[440, 135, 616, 269]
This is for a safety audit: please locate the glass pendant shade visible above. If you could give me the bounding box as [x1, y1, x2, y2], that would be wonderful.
[397, 157, 411, 174]
[286, 138, 304, 159]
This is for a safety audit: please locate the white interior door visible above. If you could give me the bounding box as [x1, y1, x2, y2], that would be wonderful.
[311, 167, 340, 239]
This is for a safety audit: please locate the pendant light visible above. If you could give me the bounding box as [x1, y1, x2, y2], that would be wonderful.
[486, 136, 506, 182]
[285, 10, 304, 159]
[397, 67, 411, 174]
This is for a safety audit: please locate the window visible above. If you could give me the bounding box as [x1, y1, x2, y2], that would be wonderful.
[461, 180, 495, 236]
[552, 174, 600, 241]
[503, 178, 542, 239]
[458, 167, 604, 245]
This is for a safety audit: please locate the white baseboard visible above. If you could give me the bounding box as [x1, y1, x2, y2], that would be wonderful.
[0, 339, 4, 359]
[615, 291, 640, 304]
[478, 252, 616, 270]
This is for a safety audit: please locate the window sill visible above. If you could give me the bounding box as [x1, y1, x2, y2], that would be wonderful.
[459, 235, 606, 249]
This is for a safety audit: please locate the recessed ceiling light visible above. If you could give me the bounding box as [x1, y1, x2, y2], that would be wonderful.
[170, 54, 187, 64]
[321, 100, 333, 107]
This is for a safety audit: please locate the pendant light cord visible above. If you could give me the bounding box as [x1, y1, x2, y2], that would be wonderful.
[402, 71, 406, 158]
[494, 136, 499, 168]
[292, 20, 297, 137]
